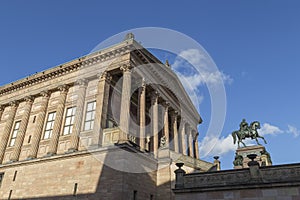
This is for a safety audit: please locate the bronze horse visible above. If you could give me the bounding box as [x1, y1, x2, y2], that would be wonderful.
[232, 121, 267, 148]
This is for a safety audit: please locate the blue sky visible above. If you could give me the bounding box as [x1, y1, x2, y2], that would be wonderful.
[1, 1, 300, 169]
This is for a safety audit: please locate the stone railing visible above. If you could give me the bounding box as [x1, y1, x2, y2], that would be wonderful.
[174, 162, 300, 191]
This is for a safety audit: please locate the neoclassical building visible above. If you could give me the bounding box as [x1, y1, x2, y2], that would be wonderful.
[0, 34, 213, 199]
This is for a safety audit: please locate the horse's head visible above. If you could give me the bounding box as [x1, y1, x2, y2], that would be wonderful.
[250, 121, 261, 130]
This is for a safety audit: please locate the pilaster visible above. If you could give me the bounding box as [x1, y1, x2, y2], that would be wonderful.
[68, 79, 88, 152]
[0, 101, 19, 163]
[92, 71, 111, 147]
[27, 91, 50, 159]
[47, 85, 69, 156]
[10, 96, 34, 162]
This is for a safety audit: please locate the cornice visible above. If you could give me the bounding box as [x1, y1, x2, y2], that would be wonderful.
[0, 41, 134, 96]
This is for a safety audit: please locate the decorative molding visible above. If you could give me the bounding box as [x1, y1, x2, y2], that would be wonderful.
[0, 44, 133, 96]
[24, 96, 34, 103]
[150, 91, 159, 104]
[40, 90, 50, 98]
[75, 79, 88, 87]
[57, 85, 69, 93]
[120, 63, 131, 73]
[9, 100, 19, 108]
[162, 101, 170, 108]
[97, 71, 112, 82]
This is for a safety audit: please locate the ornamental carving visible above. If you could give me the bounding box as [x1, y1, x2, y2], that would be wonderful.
[57, 85, 69, 93]
[9, 100, 19, 108]
[120, 64, 131, 73]
[40, 90, 50, 98]
[24, 96, 34, 103]
[76, 79, 88, 87]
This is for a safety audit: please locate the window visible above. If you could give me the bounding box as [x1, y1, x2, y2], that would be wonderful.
[84, 101, 96, 131]
[44, 112, 56, 139]
[63, 107, 76, 135]
[133, 190, 137, 200]
[9, 121, 21, 146]
[13, 171, 17, 181]
[0, 173, 4, 187]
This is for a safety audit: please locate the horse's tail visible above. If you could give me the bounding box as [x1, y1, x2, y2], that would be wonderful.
[232, 131, 237, 144]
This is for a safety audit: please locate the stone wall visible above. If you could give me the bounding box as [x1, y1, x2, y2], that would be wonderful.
[173, 162, 300, 200]
[0, 145, 157, 200]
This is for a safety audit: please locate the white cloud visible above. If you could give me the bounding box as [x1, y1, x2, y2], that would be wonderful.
[258, 123, 283, 136]
[172, 49, 232, 87]
[287, 125, 300, 138]
[199, 135, 236, 158]
[171, 49, 232, 108]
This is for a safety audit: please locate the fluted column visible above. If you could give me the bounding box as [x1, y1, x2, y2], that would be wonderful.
[47, 85, 69, 156]
[27, 91, 50, 159]
[69, 79, 88, 152]
[180, 121, 187, 156]
[162, 102, 169, 148]
[92, 71, 111, 147]
[188, 129, 194, 158]
[139, 81, 146, 150]
[119, 65, 131, 142]
[194, 133, 200, 159]
[0, 101, 19, 163]
[171, 111, 179, 153]
[10, 96, 34, 162]
[151, 92, 159, 158]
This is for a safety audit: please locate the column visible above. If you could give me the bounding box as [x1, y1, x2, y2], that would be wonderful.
[68, 79, 87, 152]
[171, 111, 179, 153]
[180, 121, 187, 156]
[0, 101, 18, 163]
[92, 71, 111, 146]
[162, 102, 169, 148]
[47, 85, 69, 156]
[188, 129, 194, 158]
[139, 81, 146, 150]
[151, 92, 159, 158]
[27, 91, 50, 159]
[10, 96, 34, 162]
[119, 65, 131, 141]
[194, 133, 200, 159]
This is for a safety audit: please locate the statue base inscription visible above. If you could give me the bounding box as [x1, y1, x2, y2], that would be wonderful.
[233, 145, 272, 169]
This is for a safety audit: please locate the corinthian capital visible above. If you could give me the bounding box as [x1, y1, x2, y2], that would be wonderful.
[58, 84, 69, 93]
[120, 64, 131, 73]
[97, 71, 111, 81]
[9, 100, 19, 108]
[76, 79, 88, 87]
[24, 96, 34, 103]
[40, 90, 51, 98]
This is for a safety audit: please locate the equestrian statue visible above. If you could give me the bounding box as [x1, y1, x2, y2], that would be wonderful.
[232, 119, 267, 148]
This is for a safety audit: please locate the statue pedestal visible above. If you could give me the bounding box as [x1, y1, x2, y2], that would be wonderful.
[234, 145, 272, 169]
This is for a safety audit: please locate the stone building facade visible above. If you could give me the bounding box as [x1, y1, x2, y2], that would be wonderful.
[0, 34, 213, 199]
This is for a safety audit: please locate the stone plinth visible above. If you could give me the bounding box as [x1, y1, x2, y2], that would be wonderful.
[234, 145, 272, 169]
